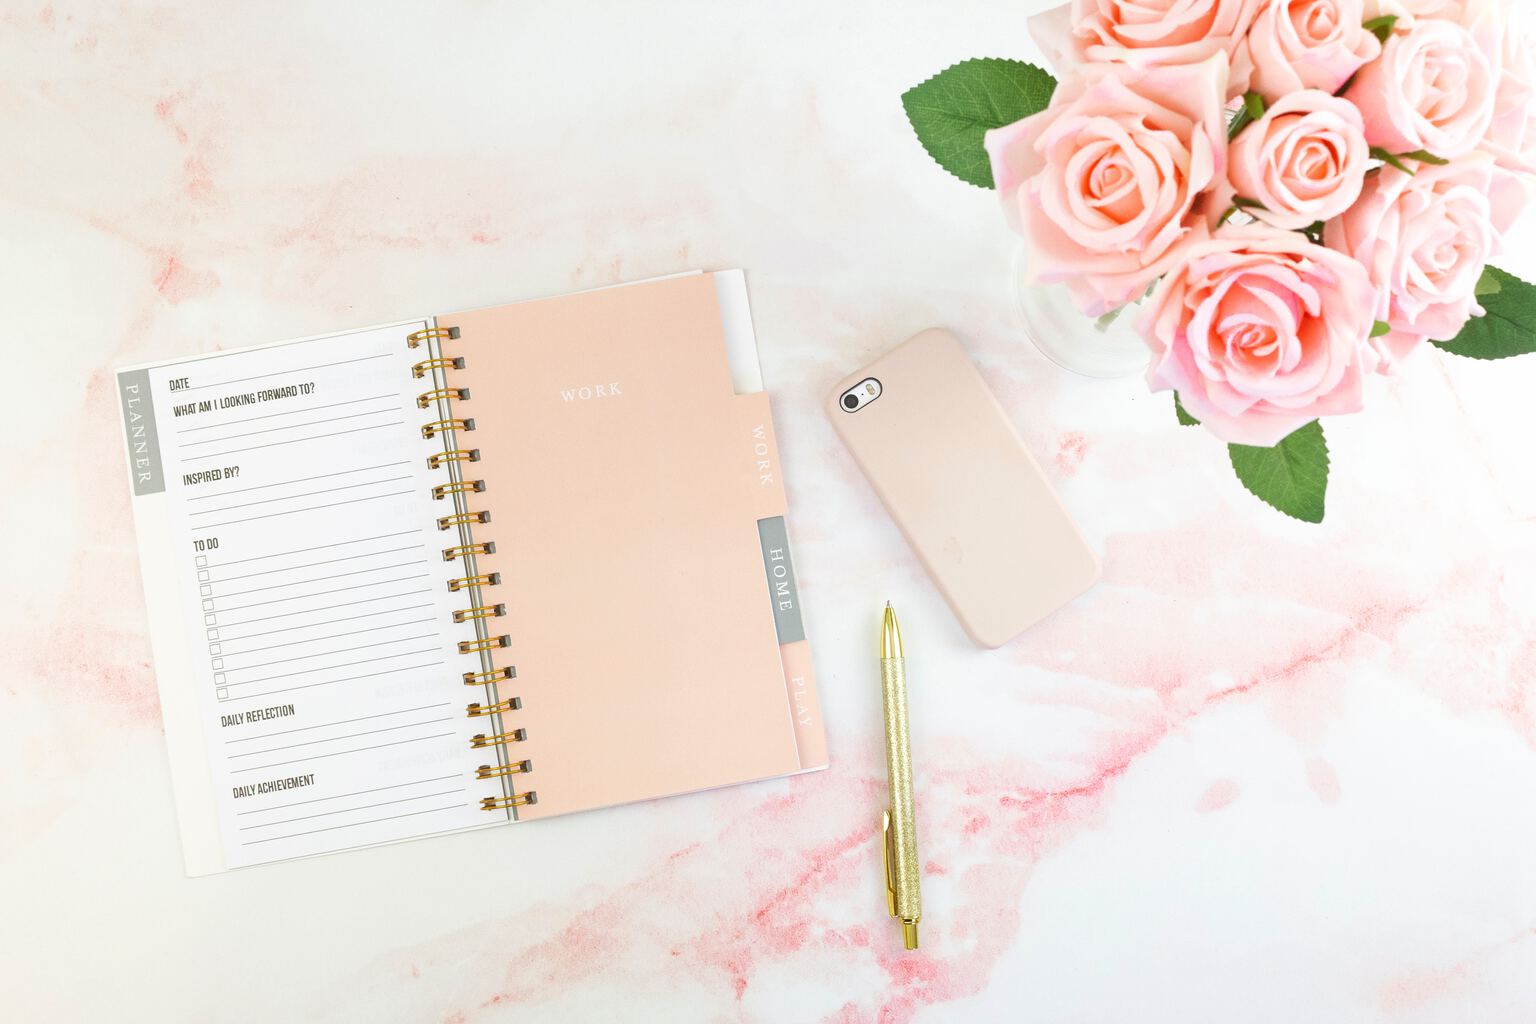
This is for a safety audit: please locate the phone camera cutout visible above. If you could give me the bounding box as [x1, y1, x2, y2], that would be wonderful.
[840, 378, 882, 413]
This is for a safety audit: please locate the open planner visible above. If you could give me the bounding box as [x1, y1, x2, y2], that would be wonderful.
[116, 271, 827, 874]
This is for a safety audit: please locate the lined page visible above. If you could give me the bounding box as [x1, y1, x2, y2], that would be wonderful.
[119, 323, 500, 869]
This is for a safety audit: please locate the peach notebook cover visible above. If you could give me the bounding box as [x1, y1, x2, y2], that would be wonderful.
[440, 272, 827, 819]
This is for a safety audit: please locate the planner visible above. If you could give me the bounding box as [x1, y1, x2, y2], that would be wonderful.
[116, 271, 827, 875]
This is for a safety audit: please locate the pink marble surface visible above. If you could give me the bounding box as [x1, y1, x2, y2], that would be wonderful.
[4, 2, 1535, 1020]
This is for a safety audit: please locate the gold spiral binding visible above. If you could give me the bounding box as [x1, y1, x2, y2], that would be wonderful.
[453, 603, 506, 623]
[432, 479, 485, 500]
[468, 696, 521, 717]
[449, 572, 500, 593]
[464, 666, 515, 685]
[472, 727, 526, 749]
[458, 634, 510, 654]
[410, 323, 530, 815]
[407, 326, 456, 348]
[422, 418, 473, 440]
[412, 355, 464, 378]
[442, 541, 494, 562]
[428, 448, 479, 469]
[438, 510, 490, 529]
[417, 386, 468, 409]
[477, 760, 532, 780]
[481, 792, 537, 810]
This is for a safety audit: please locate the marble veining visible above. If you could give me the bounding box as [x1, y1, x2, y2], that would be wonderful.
[2, 2, 1534, 1021]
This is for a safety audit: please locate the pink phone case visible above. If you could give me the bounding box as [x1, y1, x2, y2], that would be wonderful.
[827, 329, 1100, 647]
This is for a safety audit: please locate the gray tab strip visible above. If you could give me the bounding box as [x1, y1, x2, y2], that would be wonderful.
[118, 369, 166, 496]
[757, 516, 805, 645]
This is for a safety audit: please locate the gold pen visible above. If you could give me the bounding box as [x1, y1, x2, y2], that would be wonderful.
[880, 601, 922, 950]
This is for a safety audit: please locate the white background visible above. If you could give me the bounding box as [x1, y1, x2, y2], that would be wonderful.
[3, 2, 1534, 1021]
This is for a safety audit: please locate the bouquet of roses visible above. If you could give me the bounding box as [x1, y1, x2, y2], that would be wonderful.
[903, 0, 1536, 521]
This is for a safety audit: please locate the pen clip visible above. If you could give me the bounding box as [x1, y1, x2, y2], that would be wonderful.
[882, 808, 896, 918]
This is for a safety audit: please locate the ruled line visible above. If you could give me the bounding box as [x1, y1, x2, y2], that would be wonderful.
[226, 704, 451, 744]
[199, 421, 403, 460]
[239, 803, 462, 845]
[190, 477, 413, 517]
[217, 573, 430, 613]
[188, 464, 411, 501]
[215, 603, 434, 643]
[225, 647, 439, 688]
[217, 590, 432, 629]
[234, 774, 460, 813]
[179, 409, 400, 449]
[198, 489, 413, 530]
[174, 353, 391, 394]
[176, 395, 396, 434]
[215, 545, 423, 583]
[218, 559, 428, 599]
[222, 634, 439, 675]
[204, 530, 421, 569]
[219, 617, 436, 658]
[229, 717, 456, 759]
[238, 789, 467, 830]
[231, 660, 444, 701]
[231, 732, 455, 774]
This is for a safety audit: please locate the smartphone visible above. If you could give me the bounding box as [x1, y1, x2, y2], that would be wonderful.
[827, 329, 1099, 647]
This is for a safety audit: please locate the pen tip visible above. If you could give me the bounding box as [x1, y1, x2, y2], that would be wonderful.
[886, 600, 892, 609]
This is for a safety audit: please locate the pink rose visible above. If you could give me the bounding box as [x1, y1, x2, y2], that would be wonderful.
[1030, 0, 1261, 91]
[1363, 0, 1478, 22]
[1231, 0, 1382, 102]
[1369, 1, 1536, 202]
[1482, 6, 1536, 185]
[1345, 17, 1497, 159]
[985, 55, 1228, 317]
[1140, 226, 1373, 446]
[1324, 154, 1517, 372]
[1223, 91, 1370, 229]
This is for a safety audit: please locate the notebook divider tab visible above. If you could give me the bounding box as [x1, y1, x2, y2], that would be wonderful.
[407, 322, 534, 819]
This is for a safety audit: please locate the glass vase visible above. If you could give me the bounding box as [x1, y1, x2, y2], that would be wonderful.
[1010, 241, 1150, 380]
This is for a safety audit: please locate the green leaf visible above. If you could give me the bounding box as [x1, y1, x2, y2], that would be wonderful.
[1220, 197, 1268, 228]
[901, 59, 1058, 189]
[1227, 92, 1267, 140]
[1094, 305, 1130, 332]
[1364, 14, 1399, 43]
[1174, 392, 1200, 426]
[1475, 266, 1503, 297]
[1370, 146, 1416, 175]
[1228, 420, 1329, 524]
[1301, 220, 1326, 244]
[1367, 147, 1446, 174]
[1432, 266, 1536, 360]
[1370, 320, 1393, 338]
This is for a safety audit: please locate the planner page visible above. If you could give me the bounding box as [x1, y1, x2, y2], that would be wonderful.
[117, 323, 503, 874]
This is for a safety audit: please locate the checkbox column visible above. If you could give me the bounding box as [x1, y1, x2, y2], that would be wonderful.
[197, 559, 224, 698]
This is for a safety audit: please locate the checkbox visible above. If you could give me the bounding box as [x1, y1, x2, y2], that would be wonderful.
[209, 642, 222, 655]
[206, 628, 220, 641]
[212, 658, 224, 670]
[195, 555, 208, 567]
[199, 585, 211, 597]
[214, 672, 226, 685]
[216, 687, 229, 700]
[197, 570, 210, 582]
[204, 614, 216, 626]
[201, 599, 214, 611]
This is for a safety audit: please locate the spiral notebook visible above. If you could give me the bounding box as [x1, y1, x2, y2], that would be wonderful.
[116, 271, 827, 875]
